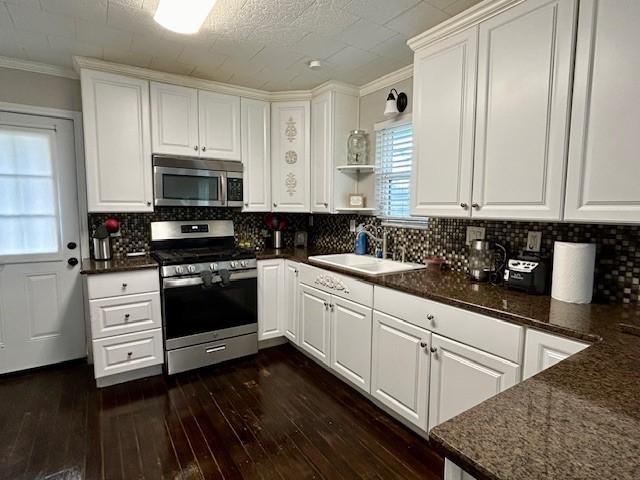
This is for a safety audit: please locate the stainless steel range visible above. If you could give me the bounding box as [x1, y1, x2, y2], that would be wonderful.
[151, 220, 257, 375]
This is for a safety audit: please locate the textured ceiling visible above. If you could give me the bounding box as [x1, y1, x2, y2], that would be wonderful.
[0, 0, 482, 91]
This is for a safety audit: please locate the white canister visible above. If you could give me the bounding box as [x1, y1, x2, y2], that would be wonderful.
[551, 242, 596, 304]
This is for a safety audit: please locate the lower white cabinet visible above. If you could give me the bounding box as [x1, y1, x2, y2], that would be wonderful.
[371, 310, 431, 430]
[522, 329, 589, 380]
[444, 459, 477, 480]
[428, 334, 520, 431]
[257, 259, 285, 341]
[299, 283, 332, 365]
[283, 260, 300, 344]
[93, 328, 163, 379]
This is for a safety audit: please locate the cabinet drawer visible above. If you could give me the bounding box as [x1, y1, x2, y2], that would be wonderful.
[90, 292, 161, 339]
[92, 328, 163, 379]
[374, 286, 523, 363]
[87, 269, 159, 299]
[299, 263, 373, 307]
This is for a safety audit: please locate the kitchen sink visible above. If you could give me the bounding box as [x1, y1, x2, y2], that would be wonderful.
[308, 253, 426, 276]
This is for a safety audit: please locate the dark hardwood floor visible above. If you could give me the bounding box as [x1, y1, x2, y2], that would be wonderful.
[0, 344, 444, 480]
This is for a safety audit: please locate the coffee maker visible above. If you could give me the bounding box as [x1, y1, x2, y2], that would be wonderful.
[468, 240, 507, 282]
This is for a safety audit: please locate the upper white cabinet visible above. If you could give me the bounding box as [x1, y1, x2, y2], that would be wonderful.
[522, 329, 589, 380]
[271, 101, 311, 213]
[472, 0, 577, 221]
[311, 89, 359, 213]
[150, 82, 199, 156]
[241, 98, 271, 212]
[257, 259, 285, 341]
[81, 69, 153, 212]
[565, 0, 640, 223]
[411, 27, 477, 218]
[150, 82, 241, 160]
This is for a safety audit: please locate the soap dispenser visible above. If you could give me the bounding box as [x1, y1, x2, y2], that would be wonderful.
[354, 224, 368, 255]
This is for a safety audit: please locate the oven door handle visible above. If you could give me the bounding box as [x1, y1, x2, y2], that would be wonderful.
[162, 269, 257, 289]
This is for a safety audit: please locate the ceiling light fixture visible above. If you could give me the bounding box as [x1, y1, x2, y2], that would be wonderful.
[308, 60, 322, 70]
[154, 0, 217, 34]
[384, 88, 408, 117]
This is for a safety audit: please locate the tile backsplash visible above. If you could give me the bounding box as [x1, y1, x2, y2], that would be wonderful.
[89, 210, 640, 304]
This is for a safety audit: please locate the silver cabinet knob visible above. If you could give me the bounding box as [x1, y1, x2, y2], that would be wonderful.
[194, 145, 198, 151]
[323, 301, 329, 310]
[460, 202, 468, 209]
[244, 202, 249, 207]
[323, 202, 328, 207]
[430, 346, 438, 354]
[201, 146, 207, 152]
[329, 303, 334, 312]
[121, 283, 128, 289]
[127, 351, 133, 357]
[427, 314, 435, 321]
[146, 201, 152, 206]
[273, 202, 277, 208]
[420, 341, 428, 348]
[124, 313, 130, 320]
[472, 203, 480, 209]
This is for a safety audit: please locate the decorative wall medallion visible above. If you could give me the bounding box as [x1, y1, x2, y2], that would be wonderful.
[285, 173, 297, 196]
[285, 117, 297, 142]
[285, 150, 298, 165]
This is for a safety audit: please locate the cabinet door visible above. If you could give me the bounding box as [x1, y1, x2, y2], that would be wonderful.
[283, 261, 300, 344]
[150, 82, 199, 156]
[241, 98, 271, 212]
[428, 334, 519, 431]
[81, 69, 153, 212]
[565, 0, 640, 223]
[198, 90, 241, 160]
[371, 311, 430, 430]
[257, 259, 284, 341]
[311, 92, 332, 213]
[271, 101, 311, 212]
[411, 28, 477, 218]
[522, 329, 588, 380]
[299, 284, 331, 365]
[471, 0, 577, 220]
[330, 296, 372, 393]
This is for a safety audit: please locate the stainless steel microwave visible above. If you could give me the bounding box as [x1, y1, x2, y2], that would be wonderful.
[153, 155, 243, 207]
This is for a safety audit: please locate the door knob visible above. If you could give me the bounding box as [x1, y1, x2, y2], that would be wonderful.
[67, 242, 77, 250]
[67, 257, 78, 266]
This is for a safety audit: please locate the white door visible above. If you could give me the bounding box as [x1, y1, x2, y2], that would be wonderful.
[371, 310, 430, 430]
[257, 259, 284, 340]
[311, 92, 332, 213]
[150, 82, 199, 156]
[80, 69, 153, 212]
[241, 98, 271, 212]
[471, 0, 577, 221]
[299, 284, 331, 365]
[271, 101, 311, 212]
[428, 334, 519, 431]
[522, 329, 588, 380]
[198, 90, 241, 160]
[283, 260, 300, 344]
[565, 0, 640, 223]
[411, 27, 477, 218]
[330, 296, 372, 393]
[0, 111, 85, 374]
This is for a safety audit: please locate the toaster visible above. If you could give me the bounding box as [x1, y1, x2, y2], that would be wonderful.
[504, 254, 548, 294]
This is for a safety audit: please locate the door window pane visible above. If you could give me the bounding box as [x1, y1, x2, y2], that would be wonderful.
[0, 127, 59, 256]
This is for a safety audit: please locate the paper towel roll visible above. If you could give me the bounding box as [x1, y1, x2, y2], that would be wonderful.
[551, 242, 596, 304]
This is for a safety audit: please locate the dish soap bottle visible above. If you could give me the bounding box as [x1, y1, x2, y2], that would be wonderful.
[354, 224, 368, 255]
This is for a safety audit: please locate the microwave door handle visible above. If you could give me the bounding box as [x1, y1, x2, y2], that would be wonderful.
[219, 172, 227, 206]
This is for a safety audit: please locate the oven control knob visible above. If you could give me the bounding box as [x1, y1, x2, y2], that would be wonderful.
[240, 260, 247, 267]
[175, 265, 184, 275]
[210, 263, 218, 271]
[187, 265, 197, 273]
[230, 261, 237, 269]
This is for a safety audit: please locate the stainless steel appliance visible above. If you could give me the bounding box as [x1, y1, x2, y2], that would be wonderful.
[153, 155, 243, 207]
[468, 240, 506, 282]
[151, 220, 257, 375]
[504, 254, 548, 294]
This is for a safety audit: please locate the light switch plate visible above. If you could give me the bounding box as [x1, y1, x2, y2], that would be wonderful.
[349, 219, 356, 232]
[527, 231, 542, 252]
[466, 226, 486, 245]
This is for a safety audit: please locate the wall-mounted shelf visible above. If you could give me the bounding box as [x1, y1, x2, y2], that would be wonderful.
[335, 207, 376, 213]
[336, 165, 375, 173]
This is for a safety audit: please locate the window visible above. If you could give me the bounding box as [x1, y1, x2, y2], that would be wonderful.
[375, 117, 425, 227]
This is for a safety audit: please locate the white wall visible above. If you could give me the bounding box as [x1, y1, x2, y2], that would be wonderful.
[0, 67, 82, 111]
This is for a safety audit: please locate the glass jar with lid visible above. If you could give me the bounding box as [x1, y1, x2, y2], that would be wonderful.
[347, 130, 368, 165]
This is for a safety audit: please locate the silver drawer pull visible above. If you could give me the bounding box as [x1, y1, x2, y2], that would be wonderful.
[121, 283, 128, 289]
[127, 351, 133, 357]
[206, 345, 226, 354]
[124, 313, 130, 320]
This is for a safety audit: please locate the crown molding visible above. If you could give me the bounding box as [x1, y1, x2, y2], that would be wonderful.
[408, 0, 524, 51]
[269, 90, 313, 102]
[359, 64, 413, 97]
[0, 55, 78, 80]
[313, 80, 360, 97]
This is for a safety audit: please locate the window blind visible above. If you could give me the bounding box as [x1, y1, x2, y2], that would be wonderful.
[375, 121, 425, 226]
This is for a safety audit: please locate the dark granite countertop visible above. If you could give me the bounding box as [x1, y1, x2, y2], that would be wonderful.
[81, 256, 159, 274]
[257, 248, 640, 480]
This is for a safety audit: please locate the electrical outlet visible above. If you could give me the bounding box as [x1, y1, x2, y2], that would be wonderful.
[349, 219, 356, 233]
[526, 231, 542, 252]
[308, 215, 314, 227]
[466, 226, 486, 245]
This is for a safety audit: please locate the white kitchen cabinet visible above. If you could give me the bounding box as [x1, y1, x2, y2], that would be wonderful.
[299, 283, 331, 365]
[80, 69, 153, 212]
[241, 98, 271, 212]
[371, 310, 431, 430]
[522, 329, 589, 380]
[150, 82, 199, 156]
[471, 0, 577, 221]
[311, 90, 359, 213]
[564, 0, 640, 223]
[283, 260, 300, 345]
[444, 459, 477, 480]
[330, 295, 372, 393]
[411, 27, 477, 218]
[257, 259, 285, 341]
[428, 334, 519, 431]
[271, 101, 311, 212]
[198, 90, 241, 160]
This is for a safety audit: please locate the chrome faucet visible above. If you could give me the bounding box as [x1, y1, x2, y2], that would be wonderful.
[361, 225, 390, 258]
[394, 245, 406, 263]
